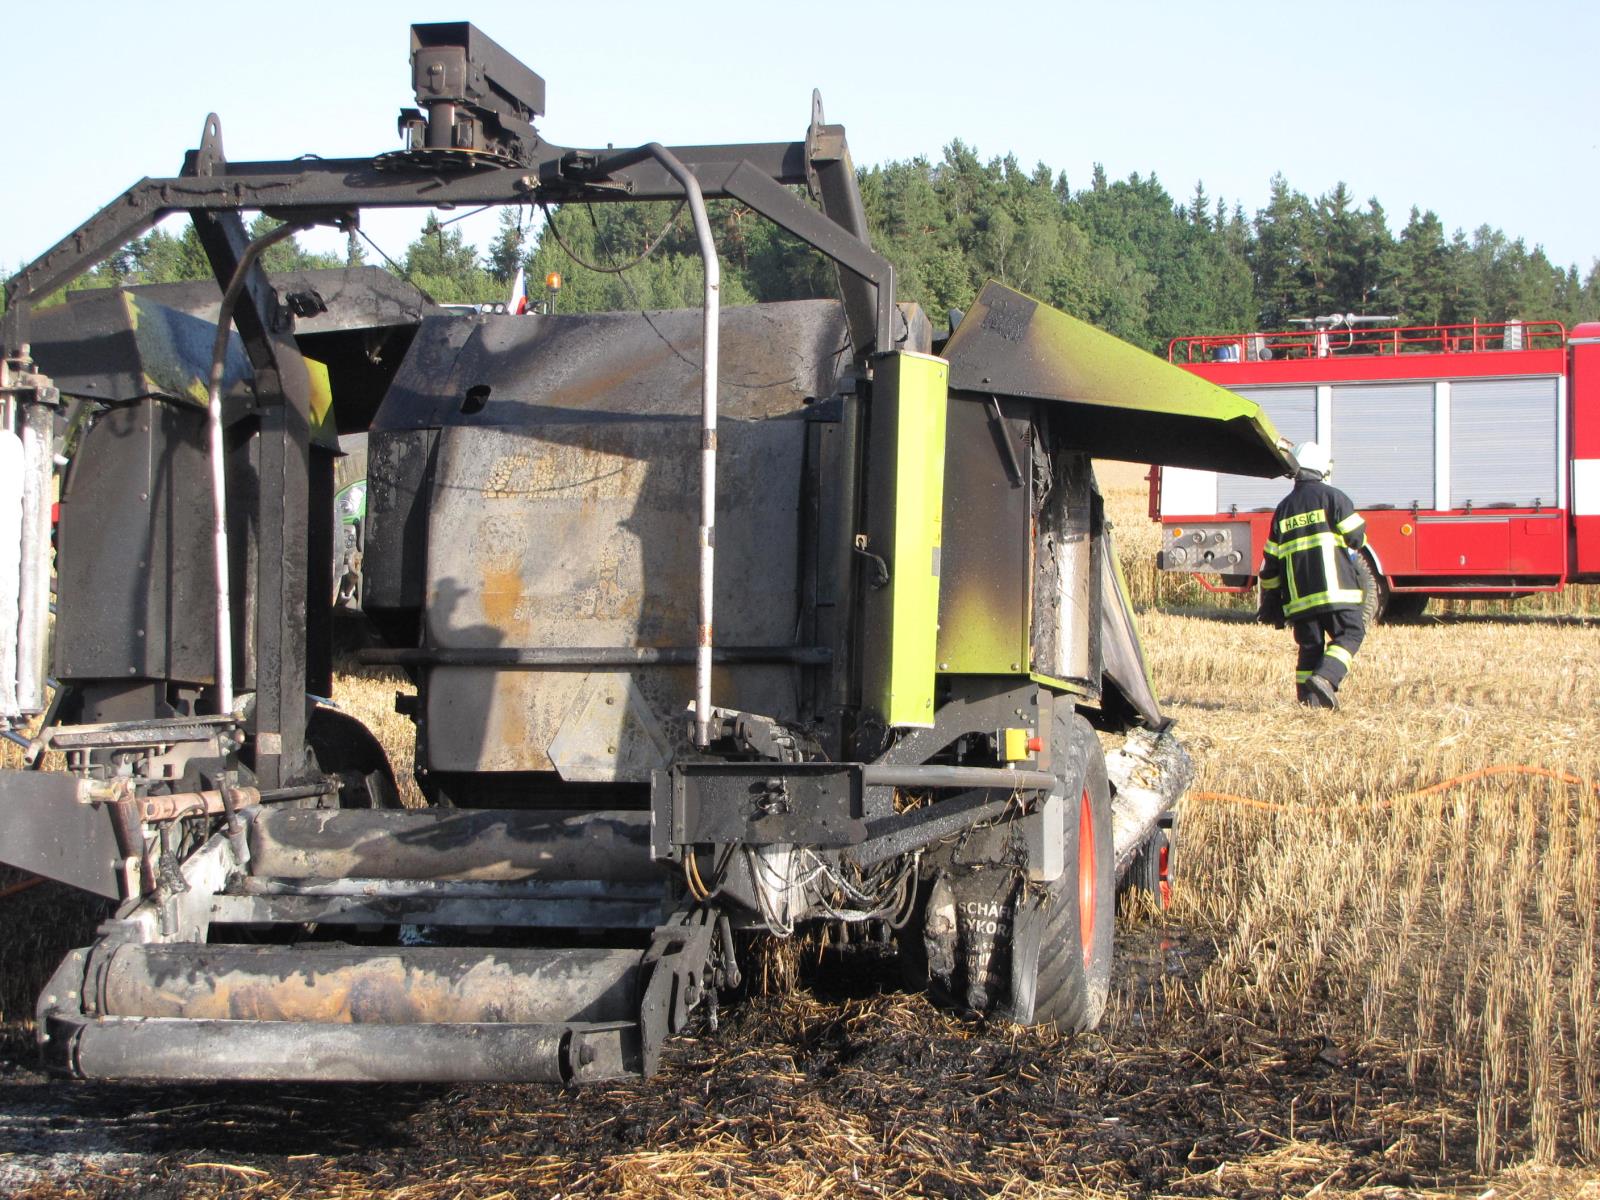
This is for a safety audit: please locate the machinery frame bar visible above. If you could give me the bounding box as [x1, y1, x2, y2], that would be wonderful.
[1, 139, 812, 347]
[189, 208, 316, 788]
[356, 645, 831, 667]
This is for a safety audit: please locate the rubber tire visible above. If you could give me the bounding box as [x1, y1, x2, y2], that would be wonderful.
[1350, 550, 1385, 626]
[1117, 824, 1174, 910]
[1385, 593, 1429, 621]
[306, 705, 401, 810]
[1028, 711, 1115, 1032]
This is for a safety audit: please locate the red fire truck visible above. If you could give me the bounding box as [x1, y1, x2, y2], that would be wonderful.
[1149, 317, 1600, 619]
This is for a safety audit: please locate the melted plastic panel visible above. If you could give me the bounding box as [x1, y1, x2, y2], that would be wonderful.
[1099, 526, 1163, 728]
[28, 290, 253, 409]
[422, 419, 805, 774]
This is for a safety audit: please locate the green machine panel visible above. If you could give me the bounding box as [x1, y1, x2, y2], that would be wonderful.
[936, 394, 1032, 674]
[861, 351, 949, 728]
[943, 281, 1291, 477]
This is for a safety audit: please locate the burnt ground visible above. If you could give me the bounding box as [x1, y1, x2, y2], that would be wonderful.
[0, 911, 1539, 1200]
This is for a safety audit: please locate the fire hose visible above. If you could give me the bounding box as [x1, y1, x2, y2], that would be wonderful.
[1190, 763, 1597, 814]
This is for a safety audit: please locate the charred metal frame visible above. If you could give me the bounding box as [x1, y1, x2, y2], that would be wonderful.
[2, 130, 896, 364]
[1, 44, 899, 796]
[653, 679, 1071, 878]
[358, 646, 833, 667]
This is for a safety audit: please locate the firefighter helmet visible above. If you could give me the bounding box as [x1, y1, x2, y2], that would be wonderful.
[1293, 440, 1331, 479]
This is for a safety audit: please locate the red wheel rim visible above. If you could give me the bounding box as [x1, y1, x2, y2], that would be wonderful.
[1157, 842, 1172, 909]
[1077, 785, 1096, 970]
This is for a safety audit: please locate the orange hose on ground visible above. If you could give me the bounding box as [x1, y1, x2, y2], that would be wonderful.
[1190, 763, 1595, 815]
[0, 875, 45, 901]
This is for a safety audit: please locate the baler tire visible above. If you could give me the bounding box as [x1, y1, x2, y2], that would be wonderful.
[1027, 712, 1114, 1032]
[1117, 823, 1174, 911]
[306, 706, 402, 810]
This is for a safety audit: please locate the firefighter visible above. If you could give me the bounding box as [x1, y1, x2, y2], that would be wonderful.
[1257, 441, 1367, 709]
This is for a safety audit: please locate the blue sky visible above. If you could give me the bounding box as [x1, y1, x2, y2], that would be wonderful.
[7, 0, 1598, 285]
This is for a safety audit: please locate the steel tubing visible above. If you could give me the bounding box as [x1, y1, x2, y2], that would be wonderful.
[637, 143, 720, 748]
[94, 943, 643, 1025]
[860, 764, 1059, 793]
[205, 220, 309, 715]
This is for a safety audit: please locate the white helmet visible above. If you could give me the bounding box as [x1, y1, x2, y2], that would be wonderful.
[1293, 440, 1331, 479]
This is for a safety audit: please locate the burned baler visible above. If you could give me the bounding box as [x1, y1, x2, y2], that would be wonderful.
[0, 23, 1291, 1084]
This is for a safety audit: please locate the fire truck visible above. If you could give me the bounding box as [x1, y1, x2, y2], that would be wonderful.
[1149, 317, 1600, 619]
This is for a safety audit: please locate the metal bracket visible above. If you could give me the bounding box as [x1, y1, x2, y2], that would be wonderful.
[193, 114, 225, 178]
[658, 762, 867, 858]
[852, 534, 891, 589]
[638, 909, 718, 1076]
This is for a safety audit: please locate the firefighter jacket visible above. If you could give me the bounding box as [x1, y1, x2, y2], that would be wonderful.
[1258, 475, 1367, 618]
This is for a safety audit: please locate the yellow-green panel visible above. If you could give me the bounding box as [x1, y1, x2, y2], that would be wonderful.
[934, 394, 1032, 675]
[1029, 671, 1088, 696]
[870, 351, 949, 728]
[943, 281, 1294, 477]
[303, 356, 340, 450]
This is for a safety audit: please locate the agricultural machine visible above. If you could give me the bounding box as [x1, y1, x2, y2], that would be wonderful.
[0, 24, 1289, 1083]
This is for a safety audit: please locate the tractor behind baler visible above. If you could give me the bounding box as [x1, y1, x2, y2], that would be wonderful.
[0, 23, 1289, 1083]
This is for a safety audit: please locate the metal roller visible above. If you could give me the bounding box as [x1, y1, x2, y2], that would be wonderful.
[247, 807, 657, 882]
[46, 1014, 639, 1083]
[91, 942, 643, 1025]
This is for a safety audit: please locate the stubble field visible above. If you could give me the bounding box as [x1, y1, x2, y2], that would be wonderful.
[2, 473, 1599, 1198]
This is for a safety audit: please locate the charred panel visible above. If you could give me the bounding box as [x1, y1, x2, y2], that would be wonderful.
[363, 428, 438, 612]
[421, 418, 807, 776]
[56, 400, 216, 685]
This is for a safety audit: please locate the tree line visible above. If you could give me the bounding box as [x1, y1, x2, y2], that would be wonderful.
[14, 145, 1600, 354]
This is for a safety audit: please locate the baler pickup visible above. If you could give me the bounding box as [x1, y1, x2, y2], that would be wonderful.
[38, 805, 704, 1083]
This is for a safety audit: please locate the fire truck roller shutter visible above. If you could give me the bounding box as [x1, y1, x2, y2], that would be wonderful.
[1329, 383, 1435, 510]
[1216, 387, 1316, 512]
[1450, 377, 1560, 509]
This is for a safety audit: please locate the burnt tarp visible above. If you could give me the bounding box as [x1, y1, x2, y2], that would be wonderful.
[944, 282, 1292, 477]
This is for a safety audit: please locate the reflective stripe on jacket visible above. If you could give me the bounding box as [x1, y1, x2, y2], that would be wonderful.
[1258, 477, 1367, 617]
